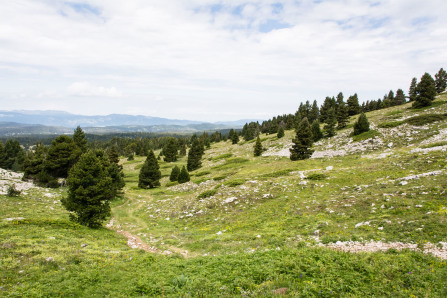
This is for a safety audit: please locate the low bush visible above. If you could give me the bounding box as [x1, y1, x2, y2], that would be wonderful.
[262, 169, 294, 178]
[223, 179, 245, 187]
[7, 184, 21, 197]
[306, 173, 327, 180]
[197, 189, 218, 199]
[195, 171, 211, 177]
[211, 153, 233, 161]
[405, 113, 447, 126]
[378, 121, 404, 128]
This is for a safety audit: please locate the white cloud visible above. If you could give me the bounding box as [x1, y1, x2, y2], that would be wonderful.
[67, 82, 122, 98]
[0, 0, 446, 121]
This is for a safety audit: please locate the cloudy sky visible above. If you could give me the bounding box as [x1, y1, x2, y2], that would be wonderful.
[1, 0, 446, 122]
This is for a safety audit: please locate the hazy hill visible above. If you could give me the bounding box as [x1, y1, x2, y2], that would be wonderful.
[0, 110, 258, 136]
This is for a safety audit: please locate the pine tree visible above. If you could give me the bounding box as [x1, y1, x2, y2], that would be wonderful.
[163, 138, 178, 162]
[0, 141, 7, 169]
[61, 150, 115, 228]
[138, 150, 161, 189]
[169, 165, 180, 182]
[177, 166, 190, 184]
[23, 142, 46, 180]
[231, 131, 239, 144]
[44, 135, 80, 178]
[336, 95, 349, 129]
[353, 113, 370, 135]
[347, 93, 360, 116]
[290, 117, 314, 161]
[309, 100, 320, 123]
[320, 96, 336, 123]
[179, 143, 187, 156]
[3, 139, 25, 171]
[387, 90, 395, 103]
[187, 139, 202, 171]
[435, 68, 447, 94]
[311, 120, 323, 142]
[324, 108, 336, 137]
[108, 146, 120, 164]
[73, 126, 88, 154]
[394, 89, 406, 105]
[253, 135, 263, 156]
[409, 77, 417, 102]
[277, 126, 285, 138]
[413, 72, 436, 108]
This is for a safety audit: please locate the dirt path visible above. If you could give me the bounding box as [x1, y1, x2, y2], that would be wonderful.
[108, 194, 191, 258]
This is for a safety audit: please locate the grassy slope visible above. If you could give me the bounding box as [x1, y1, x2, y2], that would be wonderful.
[1, 95, 447, 296]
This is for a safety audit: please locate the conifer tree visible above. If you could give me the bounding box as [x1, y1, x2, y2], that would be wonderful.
[2, 139, 25, 171]
[179, 143, 187, 156]
[290, 117, 314, 160]
[320, 96, 336, 123]
[231, 131, 239, 144]
[347, 93, 360, 116]
[177, 166, 190, 184]
[163, 138, 178, 162]
[413, 72, 436, 108]
[353, 113, 370, 135]
[277, 126, 285, 138]
[253, 135, 263, 156]
[73, 126, 88, 154]
[138, 150, 161, 189]
[309, 100, 320, 123]
[187, 139, 202, 171]
[336, 95, 349, 129]
[435, 68, 447, 94]
[44, 135, 79, 178]
[311, 120, 323, 142]
[409, 77, 417, 102]
[108, 146, 120, 164]
[104, 149, 125, 195]
[387, 90, 395, 103]
[0, 141, 7, 169]
[61, 150, 115, 228]
[23, 142, 46, 180]
[324, 108, 336, 137]
[394, 89, 406, 105]
[169, 165, 180, 182]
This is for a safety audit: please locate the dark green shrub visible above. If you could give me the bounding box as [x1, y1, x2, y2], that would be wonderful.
[224, 179, 245, 187]
[7, 184, 21, 197]
[197, 189, 217, 199]
[353, 113, 370, 135]
[195, 170, 211, 177]
[178, 166, 190, 184]
[378, 121, 404, 128]
[405, 114, 447, 126]
[306, 173, 327, 180]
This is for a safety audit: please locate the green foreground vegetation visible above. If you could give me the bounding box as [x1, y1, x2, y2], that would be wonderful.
[1, 95, 447, 296]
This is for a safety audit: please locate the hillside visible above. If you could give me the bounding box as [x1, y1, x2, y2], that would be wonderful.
[1, 95, 447, 296]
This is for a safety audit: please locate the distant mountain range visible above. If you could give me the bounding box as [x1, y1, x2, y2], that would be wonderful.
[0, 110, 261, 136]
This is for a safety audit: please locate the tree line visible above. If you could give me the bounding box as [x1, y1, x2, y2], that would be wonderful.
[237, 67, 446, 142]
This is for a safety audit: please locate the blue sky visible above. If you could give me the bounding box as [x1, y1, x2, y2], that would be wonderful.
[0, 0, 446, 122]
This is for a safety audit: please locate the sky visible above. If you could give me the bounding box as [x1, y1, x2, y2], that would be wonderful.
[0, 0, 446, 122]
